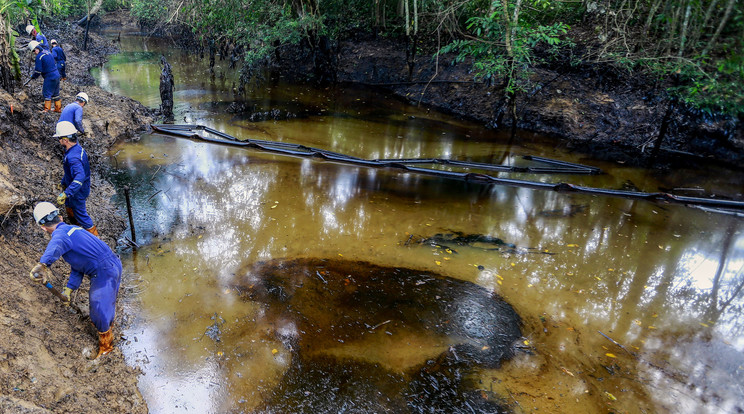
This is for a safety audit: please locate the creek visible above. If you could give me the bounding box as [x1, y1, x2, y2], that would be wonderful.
[91, 34, 744, 413]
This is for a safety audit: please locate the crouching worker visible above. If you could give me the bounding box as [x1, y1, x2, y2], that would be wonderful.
[54, 121, 98, 236]
[30, 202, 122, 359]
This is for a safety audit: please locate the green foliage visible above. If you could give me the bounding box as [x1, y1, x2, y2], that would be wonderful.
[670, 57, 744, 117]
[131, 0, 167, 26]
[440, 2, 570, 95]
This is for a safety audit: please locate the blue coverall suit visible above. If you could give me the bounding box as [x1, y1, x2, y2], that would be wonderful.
[40, 223, 122, 332]
[51, 45, 66, 79]
[61, 144, 94, 230]
[35, 33, 50, 50]
[59, 103, 84, 133]
[31, 49, 60, 101]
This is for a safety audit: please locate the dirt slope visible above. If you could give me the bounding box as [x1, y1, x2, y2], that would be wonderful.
[0, 21, 152, 413]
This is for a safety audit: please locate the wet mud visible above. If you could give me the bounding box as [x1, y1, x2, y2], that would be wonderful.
[232, 257, 522, 413]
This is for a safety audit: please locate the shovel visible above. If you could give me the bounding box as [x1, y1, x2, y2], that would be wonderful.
[42, 280, 85, 315]
[33, 267, 85, 315]
[22, 78, 32, 87]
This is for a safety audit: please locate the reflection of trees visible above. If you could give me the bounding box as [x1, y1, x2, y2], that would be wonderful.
[703, 220, 744, 326]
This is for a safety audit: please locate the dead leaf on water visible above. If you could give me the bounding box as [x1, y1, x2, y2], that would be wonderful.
[561, 367, 574, 377]
[435, 260, 441, 266]
[605, 353, 617, 358]
[567, 244, 578, 247]
[604, 391, 617, 401]
[271, 349, 278, 355]
[699, 322, 710, 328]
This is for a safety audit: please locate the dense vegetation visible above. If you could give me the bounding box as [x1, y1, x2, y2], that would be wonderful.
[1, 0, 742, 118]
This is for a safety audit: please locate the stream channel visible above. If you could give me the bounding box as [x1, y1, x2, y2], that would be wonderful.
[90, 34, 744, 413]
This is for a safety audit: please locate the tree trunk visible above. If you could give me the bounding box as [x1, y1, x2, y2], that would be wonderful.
[677, 1, 691, 56]
[650, 98, 675, 164]
[159, 56, 175, 120]
[701, 0, 736, 56]
[0, 19, 15, 92]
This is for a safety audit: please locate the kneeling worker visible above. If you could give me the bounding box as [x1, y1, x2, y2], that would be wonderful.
[30, 202, 122, 359]
[54, 121, 98, 236]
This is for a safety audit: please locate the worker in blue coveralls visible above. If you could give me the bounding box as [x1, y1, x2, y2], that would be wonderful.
[29, 202, 121, 359]
[50, 39, 67, 81]
[26, 24, 50, 50]
[28, 40, 61, 113]
[54, 121, 99, 236]
[58, 92, 89, 134]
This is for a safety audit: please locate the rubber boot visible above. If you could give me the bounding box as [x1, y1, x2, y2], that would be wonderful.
[65, 207, 79, 226]
[85, 225, 99, 237]
[92, 328, 114, 359]
[53, 100, 62, 113]
[42, 100, 51, 112]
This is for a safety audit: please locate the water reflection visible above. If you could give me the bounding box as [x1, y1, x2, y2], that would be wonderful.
[97, 34, 744, 413]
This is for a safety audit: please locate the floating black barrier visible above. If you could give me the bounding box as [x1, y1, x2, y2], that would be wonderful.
[149, 124, 744, 212]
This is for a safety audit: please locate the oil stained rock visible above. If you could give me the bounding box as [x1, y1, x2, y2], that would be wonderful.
[234, 258, 521, 413]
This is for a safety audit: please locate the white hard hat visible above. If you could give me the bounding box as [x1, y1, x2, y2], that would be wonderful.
[53, 121, 79, 138]
[50, 39, 58, 45]
[33, 202, 59, 225]
[76, 92, 89, 104]
[26, 25, 34, 35]
[28, 40, 40, 51]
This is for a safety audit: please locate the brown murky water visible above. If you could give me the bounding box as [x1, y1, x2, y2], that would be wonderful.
[94, 35, 744, 413]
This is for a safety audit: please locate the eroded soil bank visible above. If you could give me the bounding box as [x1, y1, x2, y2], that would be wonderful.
[0, 19, 152, 413]
[296, 36, 744, 167]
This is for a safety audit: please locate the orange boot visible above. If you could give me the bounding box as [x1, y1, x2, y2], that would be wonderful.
[65, 207, 79, 226]
[53, 100, 62, 113]
[85, 225, 99, 237]
[42, 100, 51, 112]
[93, 327, 114, 359]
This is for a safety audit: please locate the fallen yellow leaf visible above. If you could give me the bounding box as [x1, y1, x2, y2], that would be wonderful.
[271, 349, 278, 355]
[605, 353, 617, 358]
[435, 261, 442, 266]
[604, 392, 617, 401]
[523, 339, 530, 346]
[699, 322, 710, 328]
[567, 244, 578, 247]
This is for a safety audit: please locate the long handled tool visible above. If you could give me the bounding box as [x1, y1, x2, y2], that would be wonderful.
[42, 280, 84, 315]
[32, 267, 85, 315]
[22, 78, 32, 87]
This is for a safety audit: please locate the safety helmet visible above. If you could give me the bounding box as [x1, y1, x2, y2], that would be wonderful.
[53, 121, 79, 138]
[28, 40, 40, 51]
[75, 92, 89, 104]
[50, 39, 58, 45]
[33, 202, 59, 225]
[26, 25, 34, 35]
